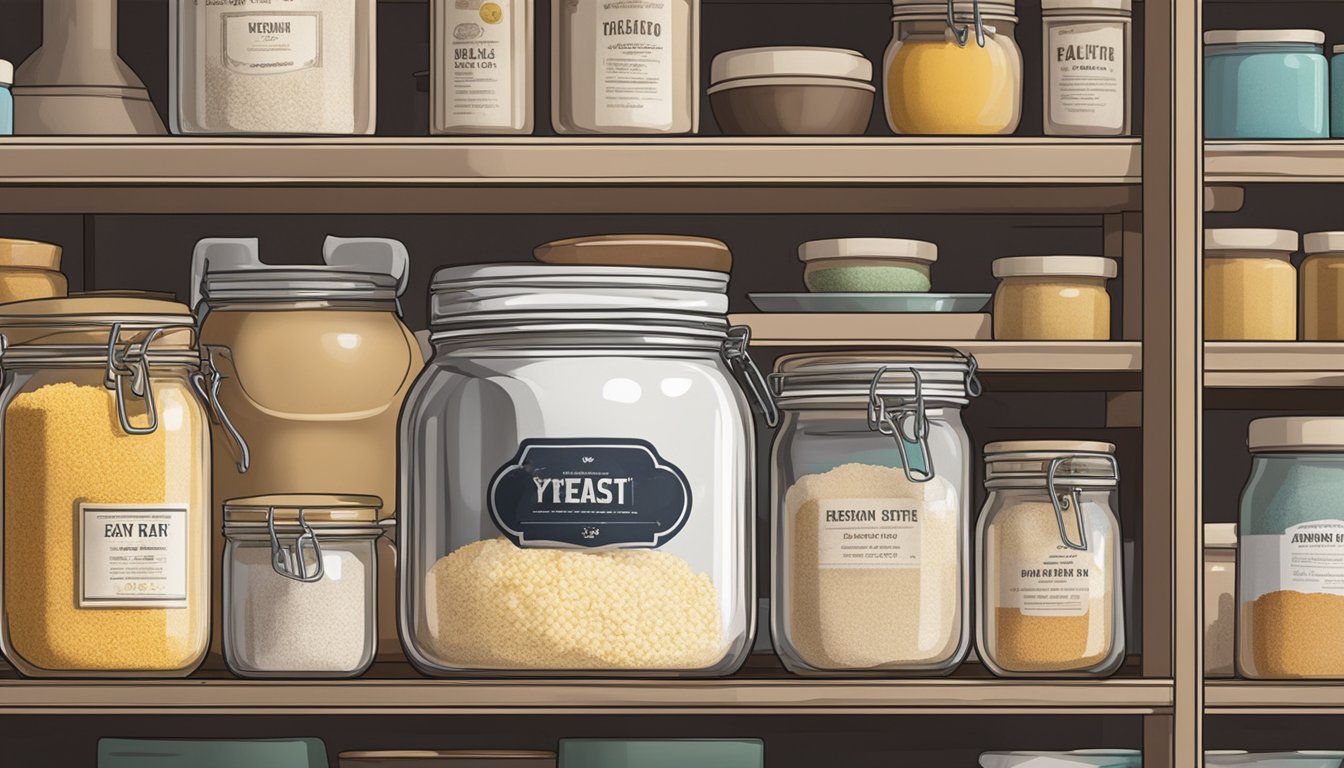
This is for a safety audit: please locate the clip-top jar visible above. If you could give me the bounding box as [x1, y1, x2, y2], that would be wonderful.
[0, 297, 210, 677]
[401, 260, 768, 676]
[976, 440, 1124, 677]
[769, 349, 980, 675]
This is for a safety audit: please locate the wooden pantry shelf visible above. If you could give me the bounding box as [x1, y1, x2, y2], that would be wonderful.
[1204, 342, 1344, 388]
[1206, 682, 1344, 715]
[0, 137, 1142, 214]
[1205, 141, 1344, 183]
[0, 677, 1174, 716]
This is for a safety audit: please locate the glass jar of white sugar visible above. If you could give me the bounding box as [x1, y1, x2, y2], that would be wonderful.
[170, 0, 376, 135]
[768, 350, 980, 676]
[400, 261, 769, 676]
[223, 495, 383, 678]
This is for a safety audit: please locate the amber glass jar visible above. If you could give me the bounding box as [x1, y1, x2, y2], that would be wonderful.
[991, 256, 1116, 340]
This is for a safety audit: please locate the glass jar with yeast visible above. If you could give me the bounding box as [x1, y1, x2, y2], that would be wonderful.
[1204, 228, 1298, 341]
[1302, 231, 1344, 340]
[991, 256, 1116, 340]
[976, 441, 1124, 677]
[884, 0, 1023, 135]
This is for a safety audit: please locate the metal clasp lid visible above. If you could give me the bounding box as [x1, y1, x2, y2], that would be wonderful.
[947, 0, 988, 47]
[103, 323, 165, 436]
[1046, 452, 1120, 551]
[867, 365, 936, 484]
[268, 506, 326, 583]
[723, 325, 780, 428]
[191, 345, 251, 473]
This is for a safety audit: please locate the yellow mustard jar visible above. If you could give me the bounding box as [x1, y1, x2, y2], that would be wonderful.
[1204, 228, 1297, 341]
[884, 0, 1023, 135]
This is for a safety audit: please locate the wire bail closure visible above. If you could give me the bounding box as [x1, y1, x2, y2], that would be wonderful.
[192, 345, 251, 474]
[723, 325, 780, 428]
[267, 506, 326, 583]
[947, 0, 988, 47]
[1046, 452, 1119, 551]
[104, 323, 165, 436]
[867, 365, 936, 484]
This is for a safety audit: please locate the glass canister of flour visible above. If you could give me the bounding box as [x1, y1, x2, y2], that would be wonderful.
[1041, 0, 1131, 136]
[432, 0, 533, 134]
[551, 0, 700, 134]
[976, 441, 1125, 677]
[171, 0, 376, 135]
[400, 260, 768, 676]
[769, 350, 981, 676]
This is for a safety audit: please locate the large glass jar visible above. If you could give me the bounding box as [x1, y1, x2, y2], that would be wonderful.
[400, 262, 766, 676]
[0, 297, 210, 677]
[976, 441, 1124, 677]
[1205, 30, 1328, 140]
[884, 0, 1022, 135]
[1239, 417, 1344, 679]
[223, 495, 382, 678]
[769, 350, 980, 676]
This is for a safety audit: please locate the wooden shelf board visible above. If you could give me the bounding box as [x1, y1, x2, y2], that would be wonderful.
[0, 677, 1174, 716]
[1206, 141, 1344, 183]
[1207, 682, 1344, 714]
[1205, 342, 1344, 388]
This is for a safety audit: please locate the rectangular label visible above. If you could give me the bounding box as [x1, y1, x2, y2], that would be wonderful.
[595, 0, 673, 128]
[816, 497, 921, 570]
[1001, 549, 1092, 617]
[80, 505, 189, 608]
[441, 0, 515, 128]
[1048, 22, 1125, 130]
[1244, 520, 1344, 601]
[222, 12, 322, 74]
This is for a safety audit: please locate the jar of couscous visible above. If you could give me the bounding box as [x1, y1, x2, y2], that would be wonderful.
[991, 256, 1116, 340]
[884, 0, 1023, 135]
[1204, 228, 1298, 341]
[400, 261, 768, 676]
[1301, 231, 1344, 340]
[0, 296, 210, 677]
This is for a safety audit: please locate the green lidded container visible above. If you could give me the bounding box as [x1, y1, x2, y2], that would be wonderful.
[558, 739, 764, 768]
[799, 238, 937, 293]
[98, 738, 328, 768]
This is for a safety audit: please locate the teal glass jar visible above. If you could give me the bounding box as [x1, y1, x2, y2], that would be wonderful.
[1205, 29, 1328, 139]
[1333, 45, 1344, 138]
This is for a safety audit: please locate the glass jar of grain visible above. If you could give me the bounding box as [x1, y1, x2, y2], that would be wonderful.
[991, 256, 1117, 340]
[1239, 417, 1344, 679]
[1301, 231, 1344, 340]
[976, 440, 1124, 677]
[0, 297, 210, 677]
[1205, 228, 1298, 341]
[1204, 522, 1237, 678]
[769, 350, 980, 676]
[0, 238, 67, 303]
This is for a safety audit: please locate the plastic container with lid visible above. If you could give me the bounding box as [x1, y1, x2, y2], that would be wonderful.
[991, 256, 1117, 340]
[1041, 0, 1132, 136]
[1205, 522, 1238, 678]
[976, 441, 1125, 677]
[1205, 30, 1328, 139]
[1204, 228, 1298, 341]
[192, 235, 422, 665]
[0, 238, 67, 303]
[769, 349, 981, 675]
[1302, 231, 1344, 340]
[980, 750, 1142, 768]
[1240, 417, 1344, 679]
[0, 296, 210, 677]
[340, 752, 556, 768]
[0, 59, 12, 135]
[401, 260, 769, 676]
[558, 739, 764, 768]
[799, 237, 938, 293]
[223, 495, 384, 678]
[884, 0, 1023, 135]
[708, 47, 875, 136]
[534, 234, 732, 272]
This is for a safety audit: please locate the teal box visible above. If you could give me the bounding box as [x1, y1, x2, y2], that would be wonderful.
[558, 739, 764, 768]
[98, 738, 328, 768]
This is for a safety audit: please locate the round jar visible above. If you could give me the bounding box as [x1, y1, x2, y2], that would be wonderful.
[1239, 417, 1344, 679]
[1333, 46, 1344, 138]
[1041, 0, 1132, 136]
[0, 238, 66, 303]
[991, 256, 1116, 340]
[799, 238, 937, 293]
[340, 751, 557, 768]
[1204, 228, 1298, 341]
[1301, 231, 1344, 340]
[708, 47, 875, 136]
[976, 440, 1125, 677]
[1205, 30, 1328, 139]
[0, 297, 210, 677]
[400, 263, 765, 676]
[1204, 522, 1237, 678]
[551, 0, 699, 134]
[769, 350, 980, 675]
[223, 495, 383, 678]
[884, 0, 1022, 135]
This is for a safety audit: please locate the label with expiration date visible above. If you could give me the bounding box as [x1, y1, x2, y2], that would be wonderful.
[816, 497, 922, 570]
[80, 505, 190, 609]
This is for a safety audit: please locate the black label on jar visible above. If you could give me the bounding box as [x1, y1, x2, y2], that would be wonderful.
[488, 438, 691, 549]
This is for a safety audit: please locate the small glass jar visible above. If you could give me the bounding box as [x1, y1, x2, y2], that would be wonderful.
[884, 0, 1022, 135]
[798, 238, 937, 293]
[551, 0, 699, 134]
[0, 297, 210, 677]
[401, 261, 766, 676]
[1239, 417, 1344, 679]
[432, 0, 534, 135]
[1204, 228, 1298, 341]
[770, 350, 980, 676]
[1301, 231, 1344, 340]
[0, 238, 67, 303]
[1041, 0, 1132, 136]
[223, 495, 382, 678]
[1204, 522, 1237, 678]
[1205, 30, 1328, 139]
[976, 440, 1125, 677]
[1333, 46, 1344, 138]
[991, 256, 1116, 340]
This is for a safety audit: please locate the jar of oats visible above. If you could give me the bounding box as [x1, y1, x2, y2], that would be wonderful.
[769, 349, 981, 676]
[976, 440, 1125, 677]
[991, 256, 1117, 340]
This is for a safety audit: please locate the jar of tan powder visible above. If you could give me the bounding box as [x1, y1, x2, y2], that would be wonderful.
[769, 349, 981, 676]
[1301, 231, 1344, 340]
[991, 256, 1116, 340]
[976, 440, 1125, 677]
[1205, 228, 1298, 341]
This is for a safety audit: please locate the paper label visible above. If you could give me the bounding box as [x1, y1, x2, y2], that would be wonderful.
[595, 0, 673, 127]
[1243, 520, 1344, 601]
[1047, 22, 1125, 129]
[222, 12, 322, 74]
[80, 505, 189, 608]
[442, 0, 515, 127]
[816, 498, 922, 570]
[1001, 548, 1092, 617]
